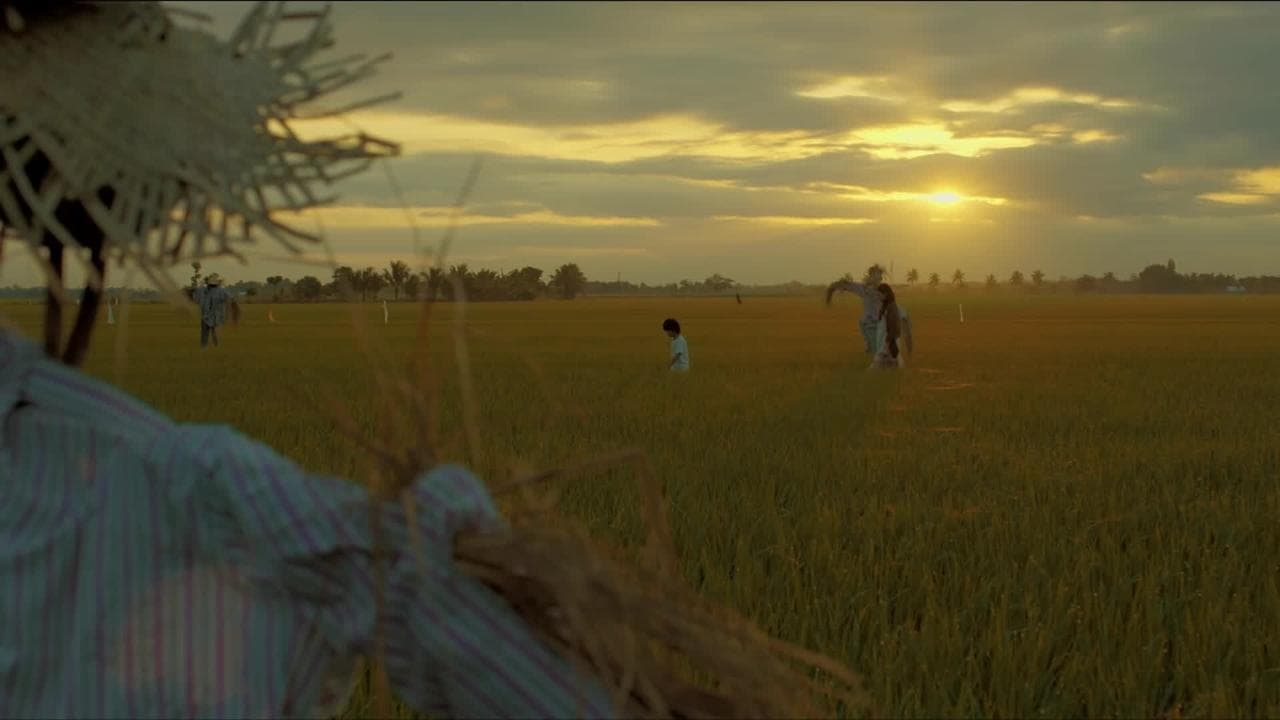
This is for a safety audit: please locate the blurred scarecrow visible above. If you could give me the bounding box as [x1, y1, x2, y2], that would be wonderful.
[0, 2, 860, 718]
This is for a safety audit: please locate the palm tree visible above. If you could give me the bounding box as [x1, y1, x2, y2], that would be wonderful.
[951, 269, 966, 288]
[906, 268, 919, 285]
[1031, 269, 1046, 290]
[423, 267, 446, 301]
[985, 274, 997, 291]
[358, 267, 385, 301]
[927, 272, 941, 291]
[382, 259, 412, 301]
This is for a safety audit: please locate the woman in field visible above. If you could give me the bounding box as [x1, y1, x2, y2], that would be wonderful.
[870, 283, 905, 369]
[0, 2, 855, 718]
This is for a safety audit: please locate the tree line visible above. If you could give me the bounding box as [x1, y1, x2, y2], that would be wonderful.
[2, 258, 1277, 301]
[846, 259, 1279, 295]
[186, 261, 590, 303]
[185, 263, 752, 303]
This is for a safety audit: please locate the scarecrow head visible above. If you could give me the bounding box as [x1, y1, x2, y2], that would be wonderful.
[0, 1, 397, 364]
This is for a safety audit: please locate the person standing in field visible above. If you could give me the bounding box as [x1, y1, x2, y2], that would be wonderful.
[825, 265, 885, 355]
[664, 317, 690, 372]
[870, 283, 906, 369]
[194, 273, 236, 348]
[875, 292, 913, 367]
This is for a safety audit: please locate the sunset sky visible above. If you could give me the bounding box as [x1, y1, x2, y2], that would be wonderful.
[7, 1, 1280, 287]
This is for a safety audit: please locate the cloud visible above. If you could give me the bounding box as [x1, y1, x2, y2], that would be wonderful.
[13, 0, 1269, 291]
[939, 86, 1143, 114]
[276, 204, 661, 231]
[711, 215, 878, 226]
[1197, 193, 1272, 206]
[1196, 166, 1280, 208]
[513, 244, 654, 257]
[794, 75, 903, 102]
[1235, 167, 1280, 194]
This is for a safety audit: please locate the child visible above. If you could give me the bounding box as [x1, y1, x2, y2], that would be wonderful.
[663, 317, 690, 372]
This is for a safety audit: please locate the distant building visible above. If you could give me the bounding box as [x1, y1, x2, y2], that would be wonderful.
[1226, 285, 1247, 293]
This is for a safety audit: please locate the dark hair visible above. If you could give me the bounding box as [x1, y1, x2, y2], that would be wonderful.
[876, 283, 896, 318]
[662, 317, 681, 334]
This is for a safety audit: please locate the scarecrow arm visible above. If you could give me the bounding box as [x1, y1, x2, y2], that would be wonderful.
[825, 279, 868, 306]
[185, 430, 617, 719]
[0, 327, 615, 719]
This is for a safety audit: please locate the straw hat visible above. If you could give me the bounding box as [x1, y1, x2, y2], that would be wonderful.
[0, 1, 399, 290]
[204, 273, 224, 286]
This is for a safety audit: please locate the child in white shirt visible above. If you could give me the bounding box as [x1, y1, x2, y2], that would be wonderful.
[663, 317, 690, 371]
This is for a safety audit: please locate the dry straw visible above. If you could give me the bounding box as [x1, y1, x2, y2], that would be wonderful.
[2, 1, 869, 716]
[0, 0, 396, 363]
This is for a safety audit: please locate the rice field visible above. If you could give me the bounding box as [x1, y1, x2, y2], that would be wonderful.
[5, 291, 1280, 718]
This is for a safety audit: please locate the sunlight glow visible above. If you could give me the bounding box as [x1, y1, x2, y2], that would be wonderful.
[929, 191, 961, 206]
[294, 112, 1042, 164]
[1194, 167, 1280, 205]
[794, 75, 901, 102]
[712, 215, 877, 226]
[1236, 167, 1280, 194]
[275, 205, 662, 230]
[849, 123, 1036, 159]
[800, 182, 1010, 207]
[1198, 192, 1271, 206]
[941, 86, 1140, 114]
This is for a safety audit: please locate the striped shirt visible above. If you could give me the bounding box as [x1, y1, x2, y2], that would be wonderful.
[194, 286, 232, 327]
[0, 328, 612, 719]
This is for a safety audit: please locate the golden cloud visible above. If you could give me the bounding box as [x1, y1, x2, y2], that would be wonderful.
[1071, 129, 1121, 144]
[848, 123, 1036, 158]
[794, 75, 902, 102]
[1235, 167, 1280, 194]
[804, 182, 1010, 206]
[1197, 192, 1272, 206]
[294, 111, 832, 163]
[1196, 166, 1280, 206]
[294, 111, 1044, 164]
[941, 86, 1141, 114]
[276, 205, 661, 230]
[513, 245, 653, 257]
[711, 215, 878, 226]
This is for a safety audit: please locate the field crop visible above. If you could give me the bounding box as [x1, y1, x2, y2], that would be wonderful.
[4, 291, 1280, 717]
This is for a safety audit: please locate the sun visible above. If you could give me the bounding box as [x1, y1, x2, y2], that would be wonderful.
[928, 191, 962, 205]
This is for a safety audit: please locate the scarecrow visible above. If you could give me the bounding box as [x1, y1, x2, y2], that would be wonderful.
[194, 272, 238, 347]
[0, 2, 862, 717]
